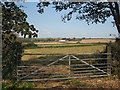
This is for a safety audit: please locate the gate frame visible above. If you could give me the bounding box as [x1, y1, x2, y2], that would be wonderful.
[17, 53, 112, 81]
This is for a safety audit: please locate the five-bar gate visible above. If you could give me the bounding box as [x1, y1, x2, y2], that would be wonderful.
[17, 53, 112, 81]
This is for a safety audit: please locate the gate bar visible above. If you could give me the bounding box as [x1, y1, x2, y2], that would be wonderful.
[19, 55, 69, 80]
[71, 55, 109, 75]
[23, 72, 107, 79]
[17, 66, 109, 72]
[21, 75, 108, 82]
[22, 53, 111, 55]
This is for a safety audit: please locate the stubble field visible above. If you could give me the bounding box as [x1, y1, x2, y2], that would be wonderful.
[22, 44, 106, 61]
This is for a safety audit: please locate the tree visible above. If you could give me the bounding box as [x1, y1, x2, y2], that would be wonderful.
[37, 1, 120, 35]
[2, 2, 38, 80]
[2, 2, 38, 38]
[110, 40, 120, 79]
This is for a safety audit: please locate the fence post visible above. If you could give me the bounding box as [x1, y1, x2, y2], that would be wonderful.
[17, 65, 20, 81]
[69, 55, 71, 75]
[107, 46, 112, 75]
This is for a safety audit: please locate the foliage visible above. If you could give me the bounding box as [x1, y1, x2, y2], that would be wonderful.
[37, 2, 120, 33]
[2, 81, 34, 89]
[110, 39, 120, 79]
[2, 2, 38, 38]
[2, 2, 38, 80]
[23, 42, 38, 48]
[2, 33, 23, 80]
[19, 38, 82, 43]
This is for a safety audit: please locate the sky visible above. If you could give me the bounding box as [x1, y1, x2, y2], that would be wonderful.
[16, 2, 119, 38]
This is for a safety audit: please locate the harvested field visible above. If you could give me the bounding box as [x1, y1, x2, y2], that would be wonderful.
[80, 39, 115, 43]
[22, 45, 106, 61]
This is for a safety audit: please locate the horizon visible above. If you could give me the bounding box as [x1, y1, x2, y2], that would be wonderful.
[19, 37, 116, 39]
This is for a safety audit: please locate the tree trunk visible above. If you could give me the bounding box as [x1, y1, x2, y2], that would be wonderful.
[109, 2, 120, 37]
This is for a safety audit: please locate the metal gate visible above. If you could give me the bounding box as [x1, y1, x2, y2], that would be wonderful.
[17, 53, 111, 81]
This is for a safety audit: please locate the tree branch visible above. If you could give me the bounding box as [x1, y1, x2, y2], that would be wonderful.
[109, 2, 120, 34]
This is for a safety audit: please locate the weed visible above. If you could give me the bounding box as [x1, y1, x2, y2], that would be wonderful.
[2, 81, 35, 89]
[67, 78, 88, 87]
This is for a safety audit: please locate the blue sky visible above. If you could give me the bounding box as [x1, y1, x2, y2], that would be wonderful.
[17, 2, 118, 38]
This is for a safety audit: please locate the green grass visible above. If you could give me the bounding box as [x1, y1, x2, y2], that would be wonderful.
[22, 44, 106, 61]
[2, 81, 35, 89]
[25, 43, 107, 49]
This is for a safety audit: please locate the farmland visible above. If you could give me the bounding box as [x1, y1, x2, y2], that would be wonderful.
[80, 38, 115, 43]
[15, 38, 119, 89]
[22, 38, 113, 61]
[22, 43, 106, 61]
[20, 38, 115, 44]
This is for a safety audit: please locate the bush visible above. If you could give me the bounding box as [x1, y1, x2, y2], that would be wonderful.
[110, 38, 120, 79]
[23, 42, 38, 48]
[2, 33, 23, 80]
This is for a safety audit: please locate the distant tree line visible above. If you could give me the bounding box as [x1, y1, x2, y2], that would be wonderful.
[19, 37, 82, 43]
